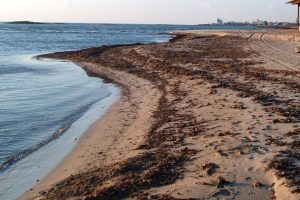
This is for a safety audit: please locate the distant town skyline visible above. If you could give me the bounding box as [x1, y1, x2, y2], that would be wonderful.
[0, 0, 297, 24]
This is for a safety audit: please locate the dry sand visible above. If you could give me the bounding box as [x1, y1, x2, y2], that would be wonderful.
[22, 30, 300, 200]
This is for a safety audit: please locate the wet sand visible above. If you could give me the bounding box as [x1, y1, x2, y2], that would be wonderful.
[23, 30, 299, 200]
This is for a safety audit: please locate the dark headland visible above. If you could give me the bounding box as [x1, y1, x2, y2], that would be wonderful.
[6, 21, 64, 25]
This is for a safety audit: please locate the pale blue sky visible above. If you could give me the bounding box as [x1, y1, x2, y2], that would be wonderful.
[0, 0, 296, 24]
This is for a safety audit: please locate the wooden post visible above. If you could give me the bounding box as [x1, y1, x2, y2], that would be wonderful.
[297, 3, 300, 31]
[297, 3, 300, 27]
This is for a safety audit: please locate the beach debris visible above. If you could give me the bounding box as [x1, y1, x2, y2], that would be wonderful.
[209, 87, 218, 94]
[216, 176, 231, 188]
[197, 176, 231, 188]
[41, 150, 194, 199]
[224, 144, 267, 156]
[294, 47, 300, 53]
[200, 162, 220, 176]
[253, 180, 263, 188]
[218, 131, 241, 138]
[231, 102, 247, 110]
[241, 137, 252, 144]
[265, 136, 286, 146]
[131, 193, 198, 200]
[267, 150, 300, 193]
[211, 188, 232, 197]
[216, 149, 229, 157]
[285, 128, 300, 137]
[272, 119, 286, 124]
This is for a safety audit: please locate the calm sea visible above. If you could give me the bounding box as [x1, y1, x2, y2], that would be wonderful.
[0, 23, 255, 199]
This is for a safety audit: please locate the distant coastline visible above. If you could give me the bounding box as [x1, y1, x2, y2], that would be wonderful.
[6, 21, 64, 25]
[197, 23, 296, 30]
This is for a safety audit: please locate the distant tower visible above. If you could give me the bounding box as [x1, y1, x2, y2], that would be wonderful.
[217, 18, 223, 25]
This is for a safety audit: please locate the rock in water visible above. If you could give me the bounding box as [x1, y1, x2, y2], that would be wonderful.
[294, 47, 300, 53]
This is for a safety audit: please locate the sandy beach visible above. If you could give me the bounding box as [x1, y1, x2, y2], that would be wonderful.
[23, 29, 299, 200]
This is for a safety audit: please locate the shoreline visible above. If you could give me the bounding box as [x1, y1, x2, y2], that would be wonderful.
[24, 30, 299, 200]
[21, 61, 162, 199]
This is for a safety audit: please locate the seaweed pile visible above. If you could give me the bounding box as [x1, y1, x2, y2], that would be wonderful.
[267, 128, 300, 193]
[42, 150, 195, 200]
[267, 149, 300, 193]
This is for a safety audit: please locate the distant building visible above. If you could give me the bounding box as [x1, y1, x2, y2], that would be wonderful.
[253, 19, 268, 26]
[217, 18, 223, 25]
[202, 17, 293, 28]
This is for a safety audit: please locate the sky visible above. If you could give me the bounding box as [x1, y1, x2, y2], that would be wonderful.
[0, 0, 297, 24]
